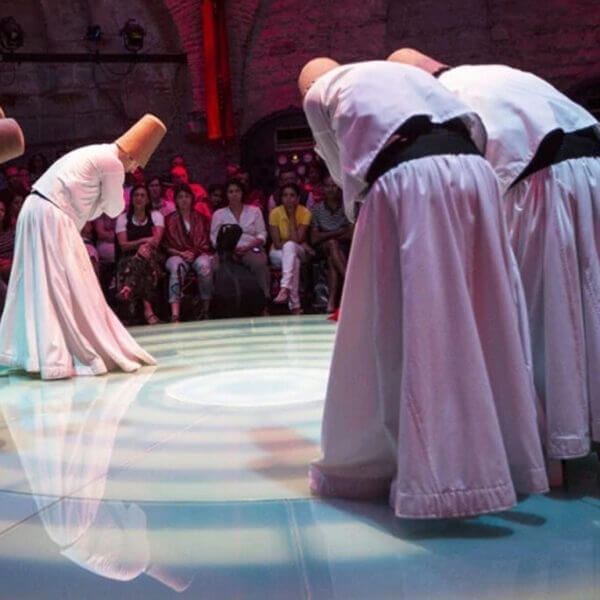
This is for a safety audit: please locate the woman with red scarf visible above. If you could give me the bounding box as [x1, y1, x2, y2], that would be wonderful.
[163, 183, 214, 321]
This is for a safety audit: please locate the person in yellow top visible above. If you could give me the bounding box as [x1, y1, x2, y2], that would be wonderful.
[269, 182, 312, 313]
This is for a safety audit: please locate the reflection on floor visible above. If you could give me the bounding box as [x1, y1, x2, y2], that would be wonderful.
[0, 315, 598, 599]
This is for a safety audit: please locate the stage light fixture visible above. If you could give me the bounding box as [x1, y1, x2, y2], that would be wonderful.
[85, 25, 103, 43]
[0, 17, 24, 52]
[120, 19, 145, 53]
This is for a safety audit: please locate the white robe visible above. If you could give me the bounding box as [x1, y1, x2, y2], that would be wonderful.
[303, 61, 548, 518]
[0, 144, 155, 379]
[440, 65, 600, 456]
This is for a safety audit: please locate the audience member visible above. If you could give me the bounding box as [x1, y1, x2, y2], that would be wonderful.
[304, 162, 325, 209]
[269, 182, 312, 314]
[310, 176, 353, 312]
[93, 214, 117, 264]
[18, 167, 31, 194]
[0, 197, 14, 283]
[231, 167, 266, 211]
[211, 179, 270, 303]
[123, 167, 145, 208]
[163, 183, 214, 322]
[81, 221, 99, 275]
[28, 153, 49, 183]
[206, 183, 226, 213]
[211, 223, 267, 319]
[267, 168, 313, 212]
[115, 184, 165, 325]
[166, 165, 208, 206]
[148, 175, 176, 217]
[7, 185, 25, 227]
[170, 155, 186, 169]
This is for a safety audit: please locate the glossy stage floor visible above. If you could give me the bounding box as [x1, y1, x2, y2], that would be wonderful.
[0, 314, 599, 599]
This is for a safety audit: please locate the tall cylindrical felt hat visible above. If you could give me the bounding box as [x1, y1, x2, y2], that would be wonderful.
[115, 114, 167, 168]
[0, 118, 25, 164]
[387, 48, 447, 75]
[298, 57, 340, 97]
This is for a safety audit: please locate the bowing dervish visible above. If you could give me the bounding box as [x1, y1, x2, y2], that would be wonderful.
[389, 49, 600, 463]
[0, 114, 166, 379]
[299, 58, 548, 518]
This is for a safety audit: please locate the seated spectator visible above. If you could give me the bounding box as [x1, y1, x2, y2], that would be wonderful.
[28, 153, 49, 183]
[269, 182, 312, 314]
[81, 221, 99, 276]
[18, 167, 31, 194]
[93, 214, 117, 264]
[304, 162, 325, 209]
[166, 165, 208, 206]
[171, 154, 186, 169]
[0, 197, 15, 283]
[3, 165, 22, 197]
[230, 166, 266, 211]
[211, 224, 267, 319]
[163, 183, 214, 322]
[211, 179, 270, 303]
[7, 184, 25, 227]
[0, 192, 19, 315]
[310, 176, 353, 313]
[115, 184, 164, 325]
[122, 166, 145, 209]
[93, 213, 118, 297]
[206, 183, 226, 213]
[148, 175, 176, 217]
[267, 168, 313, 213]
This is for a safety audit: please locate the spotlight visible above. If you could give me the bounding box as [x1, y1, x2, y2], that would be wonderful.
[0, 17, 24, 52]
[85, 25, 103, 43]
[120, 19, 145, 53]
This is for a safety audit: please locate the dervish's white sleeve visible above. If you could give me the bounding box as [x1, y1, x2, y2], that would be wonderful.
[95, 149, 126, 218]
[303, 92, 343, 188]
[304, 89, 365, 221]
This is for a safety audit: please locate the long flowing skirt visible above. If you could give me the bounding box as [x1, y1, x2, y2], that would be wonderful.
[310, 154, 548, 519]
[505, 157, 600, 457]
[0, 195, 156, 379]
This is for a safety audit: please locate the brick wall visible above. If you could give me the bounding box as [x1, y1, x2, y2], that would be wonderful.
[222, 0, 600, 135]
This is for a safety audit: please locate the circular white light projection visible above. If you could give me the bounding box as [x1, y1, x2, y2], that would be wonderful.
[166, 367, 328, 407]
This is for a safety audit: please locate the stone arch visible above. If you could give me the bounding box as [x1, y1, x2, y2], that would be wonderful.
[241, 106, 311, 193]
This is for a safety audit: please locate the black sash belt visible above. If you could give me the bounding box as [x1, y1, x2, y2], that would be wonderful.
[365, 116, 481, 187]
[512, 126, 600, 187]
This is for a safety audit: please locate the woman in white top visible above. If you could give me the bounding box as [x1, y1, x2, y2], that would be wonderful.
[210, 179, 270, 301]
[115, 184, 165, 325]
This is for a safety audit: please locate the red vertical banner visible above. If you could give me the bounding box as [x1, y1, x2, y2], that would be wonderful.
[202, 0, 222, 140]
[216, 1, 235, 138]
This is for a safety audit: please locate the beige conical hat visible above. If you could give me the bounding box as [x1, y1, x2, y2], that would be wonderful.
[115, 114, 167, 168]
[387, 48, 447, 75]
[0, 118, 25, 164]
[298, 57, 340, 97]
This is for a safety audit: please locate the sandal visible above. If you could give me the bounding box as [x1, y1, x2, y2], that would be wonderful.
[145, 312, 161, 325]
[170, 315, 180, 323]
